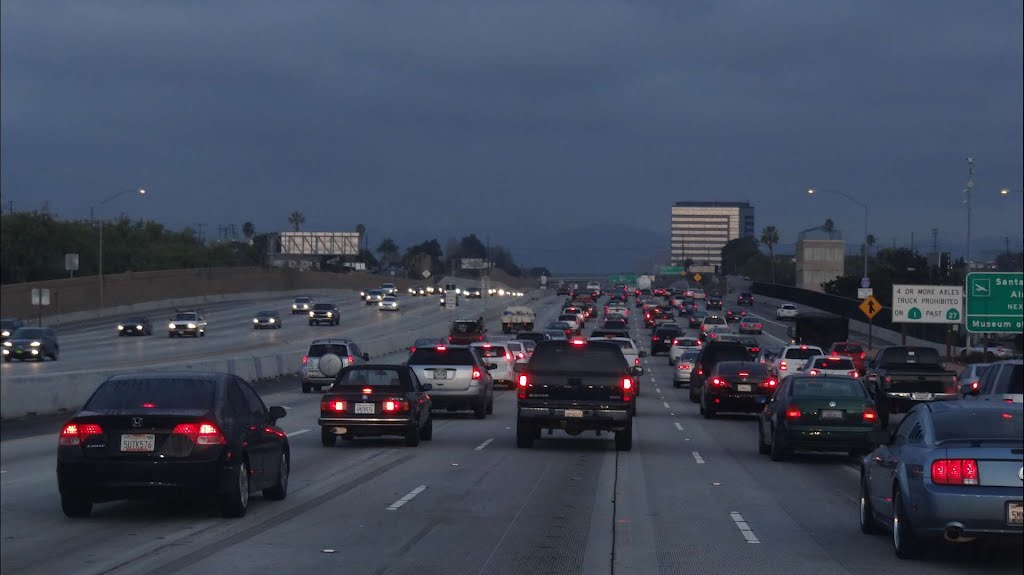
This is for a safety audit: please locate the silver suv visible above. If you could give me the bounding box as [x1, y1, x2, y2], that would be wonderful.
[407, 344, 494, 419]
[301, 338, 369, 392]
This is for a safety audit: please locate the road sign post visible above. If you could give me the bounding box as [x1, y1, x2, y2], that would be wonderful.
[31, 288, 51, 327]
[65, 253, 79, 279]
[965, 272, 1023, 334]
[859, 295, 882, 351]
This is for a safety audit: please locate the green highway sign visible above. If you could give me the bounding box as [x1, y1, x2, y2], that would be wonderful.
[660, 266, 685, 275]
[608, 274, 638, 284]
[965, 272, 1023, 334]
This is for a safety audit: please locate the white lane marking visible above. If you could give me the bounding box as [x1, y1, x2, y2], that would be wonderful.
[655, 387, 661, 393]
[692, 451, 705, 464]
[663, 402, 671, 409]
[287, 429, 309, 437]
[387, 485, 427, 510]
[730, 511, 760, 543]
[0, 470, 6, 474]
[674, 422, 684, 431]
[475, 438, 494, 451]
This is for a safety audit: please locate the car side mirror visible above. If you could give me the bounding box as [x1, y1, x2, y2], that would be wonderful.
[268, 406, 287, 421]
[421, 383, 433, 391]
[513, 363, 526, 373]
[631, 366, 644, 376]
[867, 430, 891, 445]
[639, 350, 648, 358]
[362, 353, 370, 361]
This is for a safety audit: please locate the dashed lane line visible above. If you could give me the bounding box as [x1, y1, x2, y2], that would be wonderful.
[692, 451, 705, 464]
[730, 512, 760, 543]
[663, 402, 671, 409]
[475, 438, 494, 451]
[287, 429, 309, 437]
[674, 422, 684, 431]
[387, 485, 427, 511]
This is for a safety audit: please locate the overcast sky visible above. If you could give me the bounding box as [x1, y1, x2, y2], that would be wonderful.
[2, 1, 1021, 272]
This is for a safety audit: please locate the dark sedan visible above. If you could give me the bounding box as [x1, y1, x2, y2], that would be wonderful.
[700, 361, 777, 417]
[758, 375, 879, 461]
[118, 317, 153, 336]
[56, 372, 290, 518]
[253, 310, 283, 329]
[318, 364, 433, 447]
[859, 402, 1024, 558]
[3, 327, 59, 362]
[309, 303, 340, 326]
[650, 325, 683, 356]
[689, 311, 708, 329]
[737, 292, 754, 306]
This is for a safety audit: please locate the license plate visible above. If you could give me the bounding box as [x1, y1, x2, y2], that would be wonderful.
[120, 434, 155, 452]
[432, 370, 449, 379]
[820, 410, 843, 420]
[564, 409, 584, 418]
[736, 384, 752, 392]
[663, 339, 670, 343]
[354, 403, 375, 414]
[911, 392, 933, 401]
[1009, 502, 1023, 526]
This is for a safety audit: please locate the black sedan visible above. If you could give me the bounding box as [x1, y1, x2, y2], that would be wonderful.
[253, 310, 283, 329]
[3, 327, 59, 362]
[318, 364, 433, 447]
[700, 361, 777, 418]
[57, 371, 290, 518]
[860, 402, 1024, 558]
[117, 317, 153, 336]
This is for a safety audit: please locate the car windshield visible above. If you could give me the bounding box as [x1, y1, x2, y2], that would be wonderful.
[529, 342, 625, 373]
[383, 296, 397, 302]
[11, 328, 48, 339]
[123, 317, 148, 323]
[86, 378, 216, 410]
[0, 319, 21, 329]
[791, 377, 866, 398]
[294, 298, 312, 303]
[256, 311, 275, 317]
[313, 304, 334, 310]
[173, 313, 197, 321]
[308, 344, 349, 357]
[408, 348, 476, 366]
[933, 408, 1024, 442]
[332, 368, 407, 391]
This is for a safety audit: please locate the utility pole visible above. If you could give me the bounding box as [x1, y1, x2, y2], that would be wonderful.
[931, 228, 938, 253]
[964, 157, 974, 270]
[910, 231, 915, 253]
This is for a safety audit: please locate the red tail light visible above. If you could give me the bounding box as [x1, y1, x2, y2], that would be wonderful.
[622, 377, 633, 391]
[171, 422, 226, 445]
[362, 387, 373, 395]
[709, 377, 730, 388]
[518, 374, 529, 399]
[859, 352, 866, 359]
[448, 336, 454, 343]
[779, 361, 788, 371]
[808, 369, 820, 375]
[652, 335, 659, 341]
[751, 347, 760, 353]
[436, 345, 447, 351]
[848, 370, 859, 378]
[59, 422, 104, 446]
[517, 352, 525, 359]
[931, 459, 979, 485]
[409, 347, 416, 354]
[472, 369, 482, 380]
[302, 355, 309, 365]
[347, 355, 354, 364]
[784, 406, 802, 420]
[321, 400, 347, 412]
[505, 352, 512, 361]
[383, 400, 410, 413]
[759, 378, 778, 389]
[634, 357, 640, 366]
[863, 407, 877, 422]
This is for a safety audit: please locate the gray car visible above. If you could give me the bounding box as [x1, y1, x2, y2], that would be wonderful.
[3, 327, 59, 361]
[302, 339, 369, 392]
[859, 401, 1024, 558]
[407, 345, 494, 418]
[961, 359, 1022, 403]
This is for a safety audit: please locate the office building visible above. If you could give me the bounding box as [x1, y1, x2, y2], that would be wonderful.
[670, 201, 755, 267]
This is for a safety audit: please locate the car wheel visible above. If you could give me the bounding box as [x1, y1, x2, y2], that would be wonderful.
[404, 425, 421, 447]
[309, 321, 315, 326]
[301, 382, 311, 394]
[218, 460, 250, 518]
[50, 351, 59, 361]
[320, 427, 336, 447]
[859, 474, 881, 535]
[673, 381, 680, 388]
[314, 385, 322, 392]
[60, 491, 92, 518]
[516, 419, 534, 448]
[200, 331, 205, 337]
[615, 420, 633, 451]
[419, 417, 433, 440]
[757, 423, 770, 454]
[770, 427, 788, 462]
[892, 490, 921, 559]
[262, 451, 289, 501]
[486, 395, 494, 415]
[689, 386, 699, 403]
[168, 333, 175, 338]
[877, 400, 891, 429]
[474, 399, 487, 419]
[701, 398, 715, 419]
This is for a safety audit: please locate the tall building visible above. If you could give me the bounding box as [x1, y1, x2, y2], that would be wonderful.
[670, 201, 755, 267]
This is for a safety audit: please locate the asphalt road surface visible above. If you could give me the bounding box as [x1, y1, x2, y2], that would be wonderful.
[2, 297, 1020, 575]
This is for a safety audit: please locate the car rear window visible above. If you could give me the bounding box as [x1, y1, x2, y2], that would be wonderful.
[474, 345, 508, 359]
[674, 337, 700, 346]
[716, 362, 769, 377]
[409, 348, 476, 366]
[832, 343, 863, 353]
[308, 344, 349, 357]
[791, 378, 866, 398]
[812, 357, 855, 370]
[704, 345, 751, 365]
[558, 314, 578, 322]
[452, 321, 483, 334]
[332, 368, 408, 391]
[655, 327, 682, 337]
[529, 342, 626, 373]
[993, 365, 1023, 394]
[932, 408, 1024, 442]
[704, 317, 727, 326]
[87, 378, 216, 410]
[589, 339, 635, 353]
[784, 347, 824, 360]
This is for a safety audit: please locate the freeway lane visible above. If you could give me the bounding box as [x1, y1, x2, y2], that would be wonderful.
[1, 298, 1020, 574]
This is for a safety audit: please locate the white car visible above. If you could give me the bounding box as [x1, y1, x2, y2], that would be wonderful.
[504, 340, 530, 365]
[700, 315, 728, 335]
[470, 342, 515, 388]
[588, 336, 647, 384]
[773, 345, 825, 376]
[776, 304, 799, 320]
[378, 296, 400, 311]
[673, 349, 701, 387]
[668, 335, 702, 364]
[801, 355, 859, 378]
[380, 283, 399, 296]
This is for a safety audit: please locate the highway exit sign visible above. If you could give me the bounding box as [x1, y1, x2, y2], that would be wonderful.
[965, 272, 1023, 334]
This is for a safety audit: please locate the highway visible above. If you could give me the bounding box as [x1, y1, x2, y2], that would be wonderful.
[1, 291, 1019, 575]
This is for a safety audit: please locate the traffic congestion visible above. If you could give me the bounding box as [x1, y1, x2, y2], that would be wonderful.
[2, 279, 1020, 574]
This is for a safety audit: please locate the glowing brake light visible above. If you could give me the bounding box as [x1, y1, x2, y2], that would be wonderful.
[931, 459, 979, 485]
[472, 369, 482, 380]
[517, 352, 525, 359]
[808, 369, 820, 375]
[504, 352, 512, 361]
[362, 387, 373, 395]
[848, 370, 859, 378]
[570, 339, 586, 345]
[347, 355, 354, 364]
[59, 422, 104, 446]
[383, 400, 409, 413]
[321, 400, 347, 412]
[799, 345, 808, 350]
[709, 377, 729, 388]
[302, 355, 309, 365]
[171, 422, 226, 445]
[827, 356, 842, 361]
[759, 378, 778, 389]
[862, 407, 877, 422]
[779, 361, 788, 371]
[436, 345, 447, 351]
[784, 406, 802, 420]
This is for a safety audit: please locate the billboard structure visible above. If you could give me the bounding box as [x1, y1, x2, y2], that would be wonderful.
[270, 232, 361, 256]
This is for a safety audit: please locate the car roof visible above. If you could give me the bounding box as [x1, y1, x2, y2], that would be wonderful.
[926, 400, 1023, 415]
[106, 371, 230, 383]
[311, 338, 355, 344]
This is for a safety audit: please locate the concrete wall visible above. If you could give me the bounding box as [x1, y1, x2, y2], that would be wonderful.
[796, 239, 845, 292]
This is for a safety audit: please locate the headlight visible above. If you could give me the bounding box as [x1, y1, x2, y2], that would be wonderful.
[30, 341, 41, 347]
[378, 302, 384, 306]
[498, 289, 506, 296]
[1, 330, 9, 337]
[187, 323, 197, 329]
[169, 323, 176, 329]
[309, 311, 315, 317]
[3, 342, 11, 347]
[326, 312, 333, 317]
[360, 291, 366, 297]
[269, 318, 275, 323]
[118, 325, 124, 330]
[254, 318, 260, 323]
[292, 304, 298, 309]
[136, 325, 143, 330]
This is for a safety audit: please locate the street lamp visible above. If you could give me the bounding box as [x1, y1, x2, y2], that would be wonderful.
[1002, 188, 1024, 248]
[90, 188, 147, 311]
[807, 188, 869, 279]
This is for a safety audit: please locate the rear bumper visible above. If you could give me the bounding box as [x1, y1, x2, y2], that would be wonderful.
[518, 406, 631, 430]
[430, 389, 487, 409]
[57, 458, 233, 501]
[706, 392, 770, 412]
[910, 488, 1024, 539]
[780, 426, 874, 450]
[319, 417, 415, 436]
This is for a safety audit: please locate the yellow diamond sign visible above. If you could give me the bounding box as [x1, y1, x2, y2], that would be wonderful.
[692, 273, 703, 282]
[859, 295, 882, 320]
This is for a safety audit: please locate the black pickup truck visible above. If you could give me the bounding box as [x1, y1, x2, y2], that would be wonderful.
[786, 313, 849, 350]
[514, 339, 642, 451]
[862, 346, 959, 426]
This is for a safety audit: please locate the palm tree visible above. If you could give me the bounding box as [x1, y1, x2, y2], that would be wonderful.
[355, 223, 366, 252]
[760, 225, 780, 283]
[866, 233, 877, 257]
[376, 237, 400, 267]
[287, 211, 305, 232]
[242, 222, 255, 244]
[823, 218, 835, 240]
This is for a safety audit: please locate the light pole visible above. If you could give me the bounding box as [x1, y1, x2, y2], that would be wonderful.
[90, 188, 147, 312]
[1002, 188, 1024, 250]
[807, 188, 869, 279]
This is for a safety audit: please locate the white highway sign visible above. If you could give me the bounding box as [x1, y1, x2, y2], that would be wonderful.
[891, 284, 962, 324]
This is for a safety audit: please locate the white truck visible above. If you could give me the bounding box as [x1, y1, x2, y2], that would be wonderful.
[636, 275, 654, 291]
[501, 306, 536, 333]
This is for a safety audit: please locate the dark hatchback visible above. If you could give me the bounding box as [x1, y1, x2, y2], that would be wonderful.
[706, 296, 723, 310]
[700, 361, 777, 417]
[3, 327, 59, 362]
[56, 372, 290, 518]
[650, 324, 684, 355]
[737, 292, 754, 306]
[117, 317, 153, 336]
[319, 365, 434, 447]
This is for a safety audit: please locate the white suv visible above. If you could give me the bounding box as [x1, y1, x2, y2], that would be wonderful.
[471, 342, 515, 389]
[773, 345, 824, 376]
[776, 304, 799, 320]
